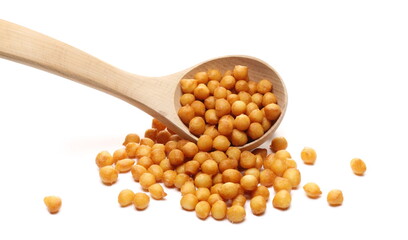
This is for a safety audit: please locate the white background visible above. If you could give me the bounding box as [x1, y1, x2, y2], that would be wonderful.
[1, 0, 407, 239]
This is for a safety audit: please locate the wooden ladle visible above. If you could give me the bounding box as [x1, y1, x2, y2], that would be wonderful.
[0, 19, 287, 150]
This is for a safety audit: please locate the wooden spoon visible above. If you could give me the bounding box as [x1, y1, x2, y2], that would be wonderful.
[0, 19, 287, 150]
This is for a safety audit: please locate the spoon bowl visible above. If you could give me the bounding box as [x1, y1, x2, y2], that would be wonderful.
[0, 20, 287, 150]
[174, 56, 288, 150]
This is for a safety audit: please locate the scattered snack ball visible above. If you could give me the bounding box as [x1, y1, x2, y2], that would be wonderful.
[180, 193, 198, 211]
[44, 196, 62, 214]
[211, 200, 227, 220]
[133, 192, 150, 210]
[115, 158, 135, 173]
[250, 196, 267, 215]
[273, 190, 291, 210]
[270, 136, 288, 152]
[282, 168, 301, 189]
[123, 133, 140, 146]
[301, 147, 317, 165]
[273, 177, 292, 192]
[95, 151, 114, 168]
[226, 205, 246, 223]
[139, 172, 156, 190]
[251, 185, 270, 200]
[350, 158, 366, 175]
[118, 189, 135, 207]
[148, 183, 167, 200]
[195, 201, 211, 220]
[303, 183, 322, 198]
[99, 166, 119, 185]
[327, 190, 343, 206]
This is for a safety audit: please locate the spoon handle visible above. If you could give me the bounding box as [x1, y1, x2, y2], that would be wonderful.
[0, 20, 187, 133]
[0, 19, 145, 107]
[0, 19, 193, 140]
